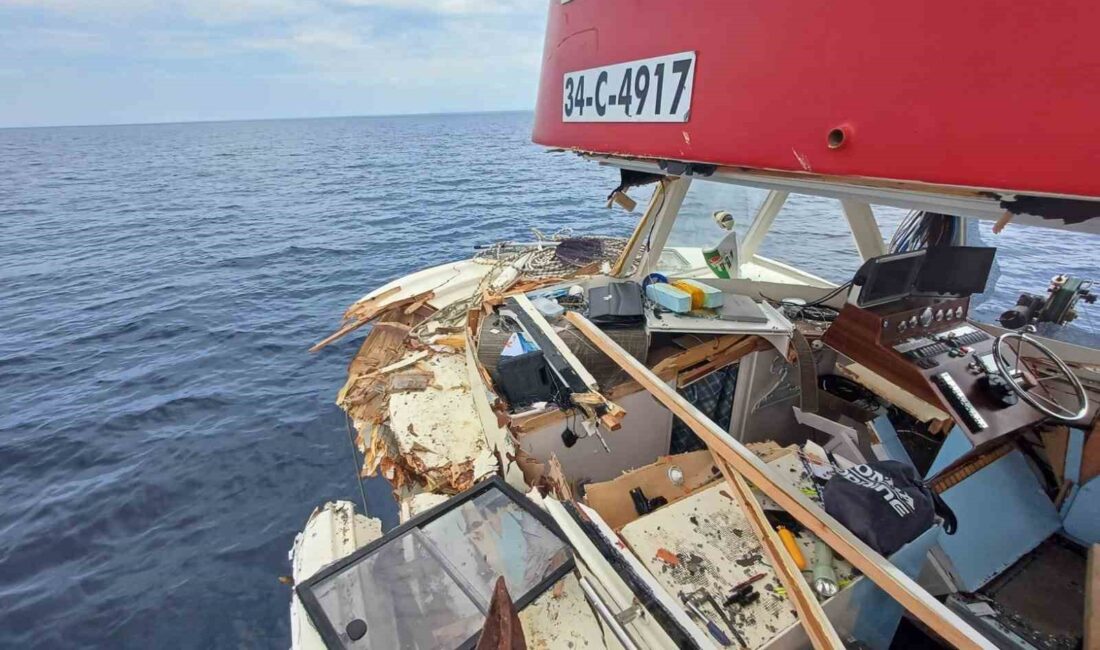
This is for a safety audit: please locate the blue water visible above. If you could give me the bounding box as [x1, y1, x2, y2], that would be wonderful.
[0, 111, 1096, 648]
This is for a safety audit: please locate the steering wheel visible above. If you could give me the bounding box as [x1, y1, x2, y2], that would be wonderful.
[992, 327, 1089, 421]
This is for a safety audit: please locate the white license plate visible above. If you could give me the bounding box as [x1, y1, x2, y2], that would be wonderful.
[562, 51, 696, 123]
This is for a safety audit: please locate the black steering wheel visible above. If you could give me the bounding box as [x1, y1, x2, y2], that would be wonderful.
[992, 327, 1089, 421]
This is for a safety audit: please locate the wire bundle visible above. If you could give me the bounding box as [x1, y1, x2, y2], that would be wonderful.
[765, 281, 853, 323]
[889, 211, 964, 252]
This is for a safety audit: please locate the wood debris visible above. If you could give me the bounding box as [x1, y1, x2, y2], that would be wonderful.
[475, 577, 528, 650]
[388, 370, 434, 393]
[326, 250, 606, 503]
[312, 288, 434, 352]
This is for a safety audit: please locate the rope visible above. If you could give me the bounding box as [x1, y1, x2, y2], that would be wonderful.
[344, 413, 371, 515]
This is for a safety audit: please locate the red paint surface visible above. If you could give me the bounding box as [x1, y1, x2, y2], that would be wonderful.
[532, 1, 1100, 197]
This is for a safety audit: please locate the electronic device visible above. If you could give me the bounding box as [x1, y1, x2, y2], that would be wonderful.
[853, 250, 926, 307]
[933, 372, 988, 431]
[999, 274, 1096, 329]
[823, 246, 1047, 445]
[851, 247, 997, 308]
[915, 246, 997, 296]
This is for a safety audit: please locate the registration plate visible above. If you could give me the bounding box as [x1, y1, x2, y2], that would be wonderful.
[562, 51, 696, 123]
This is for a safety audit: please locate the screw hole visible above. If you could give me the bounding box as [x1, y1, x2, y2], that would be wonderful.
[827, 128, 846, 149]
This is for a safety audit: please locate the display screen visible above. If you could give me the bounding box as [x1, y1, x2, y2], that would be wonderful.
[915, 246, 996, 295]
[856, 250, 925, 306]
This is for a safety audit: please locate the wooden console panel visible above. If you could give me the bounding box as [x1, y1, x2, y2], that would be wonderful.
[824, 299, 1045, 446]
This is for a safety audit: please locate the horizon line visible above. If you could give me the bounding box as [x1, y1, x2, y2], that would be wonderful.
[0, 107, 534, 131]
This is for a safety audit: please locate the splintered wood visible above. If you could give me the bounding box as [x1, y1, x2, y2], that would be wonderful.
[717, 460, 844, 649]
[564, 310, 997, 650]
[311, 288, 434, 352]
[838, 362, 954, 433]
[338, 321, 413, 423]
[319, 282, 497, 496]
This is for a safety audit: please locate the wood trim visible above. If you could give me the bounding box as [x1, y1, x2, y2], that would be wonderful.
[510, 367, 677, 436]
[512, 294, 599, 391]
[651, 334, 745, 375]
[838, 362, 952, 433]
[1082, 419, 1100, 485]
[716, 457, 844, 649]
[927, 438, 1014, 494]
[1086, 544, 1098, 650]
[677, 336, 767, 388]
[564, 311, 995, 650]
[610, 180, 665, 277]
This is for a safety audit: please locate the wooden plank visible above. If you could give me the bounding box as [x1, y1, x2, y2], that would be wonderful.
[1082, 419, 1100, 485]
[512, 294, 598, 390]
[677, 336, 766, 388]
[312, 287, 423, 352]
[1086, 544, 1098, 650]
[563, 311, 995, 650]
[651, 334, 745, 375]
[716, 457, 844, 649]
[610, 181, 664, 277]
[838, 362, 953, 432]
[1040, 425, 1070, 483]
[475, 576, 528, 650]
[342, 285, 402, 321]
[584, 451, 721, 529]
[403, 291, 435, 316]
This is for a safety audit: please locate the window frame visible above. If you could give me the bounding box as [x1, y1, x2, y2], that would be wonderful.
[296, 475, 576, 650]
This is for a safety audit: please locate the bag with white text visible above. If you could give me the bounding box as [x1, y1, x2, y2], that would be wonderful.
[822, 460, 955, 556]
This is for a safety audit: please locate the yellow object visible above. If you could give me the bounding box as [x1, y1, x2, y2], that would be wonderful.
[671, 280, 706, 309]
[777, 526, 807, 570]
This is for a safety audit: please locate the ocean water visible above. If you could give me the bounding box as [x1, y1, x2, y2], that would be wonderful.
[0, 111, 1096, 648]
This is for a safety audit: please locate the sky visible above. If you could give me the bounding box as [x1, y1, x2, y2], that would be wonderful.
[0, 0, 548, 128]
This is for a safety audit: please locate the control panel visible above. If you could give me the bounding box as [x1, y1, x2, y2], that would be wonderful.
[891, 324, 992, 369]
[824, 296, 1046, 445]
[933, 372, 989, 431]
[878, 296, 971, 345]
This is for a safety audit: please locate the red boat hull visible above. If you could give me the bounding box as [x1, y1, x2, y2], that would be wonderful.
[533, 1, 1100, 198]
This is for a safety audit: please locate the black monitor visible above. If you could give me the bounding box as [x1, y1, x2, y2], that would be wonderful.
[915, 246, 996, 295]
[855, 250, 926, 306]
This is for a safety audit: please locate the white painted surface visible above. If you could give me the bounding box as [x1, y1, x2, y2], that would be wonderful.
[739, 190, 789, 261]
[521, 573, 625, 650]
[353, 257, 492, 311]
[516, 387, 673, 486]
[289, 501, 383, 650]
[840, 199, 888, 261]
[541, 496, 684, 649]
[387, 352, 489, 481]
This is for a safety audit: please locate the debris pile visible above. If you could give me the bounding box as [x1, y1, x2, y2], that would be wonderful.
[312, 236, 632, 499]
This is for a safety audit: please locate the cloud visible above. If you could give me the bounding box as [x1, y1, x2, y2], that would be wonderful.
[333, 0, 533, 15]
[0, 0, 547, 126]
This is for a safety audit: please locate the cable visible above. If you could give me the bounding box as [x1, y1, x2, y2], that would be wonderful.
[803, 281, 852, 307]
[344, 413, 371, 515]
[642, 181, 669, 257]
[889, 211, 963, 252]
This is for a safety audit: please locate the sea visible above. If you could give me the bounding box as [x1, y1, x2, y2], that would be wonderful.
[1, 111, 1096, 648]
